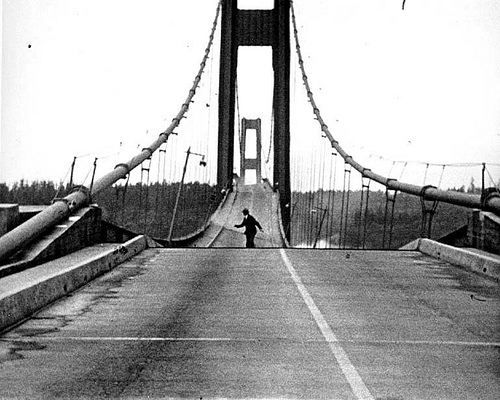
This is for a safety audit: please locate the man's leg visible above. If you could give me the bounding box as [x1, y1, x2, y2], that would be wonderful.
[246, 233, 256, 248]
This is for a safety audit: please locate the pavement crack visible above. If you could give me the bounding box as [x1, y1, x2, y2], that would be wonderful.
[470, 294, 487, 302]
[0, 340, 46, 364]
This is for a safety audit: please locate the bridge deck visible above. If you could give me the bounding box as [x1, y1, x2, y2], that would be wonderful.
[191, 182, 286, 248]
[1, 247, 499, 399]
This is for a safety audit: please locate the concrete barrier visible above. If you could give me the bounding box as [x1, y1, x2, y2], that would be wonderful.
[0, 207, 103, 278]
[409, 238, 500, 281]
[0, 235, 147, 333]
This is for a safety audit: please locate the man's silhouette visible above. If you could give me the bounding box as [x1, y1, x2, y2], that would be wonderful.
[234, 208, 263, 248]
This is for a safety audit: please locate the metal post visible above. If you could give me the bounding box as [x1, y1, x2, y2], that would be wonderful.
[89, 158, 98, 197]
[69, 156, 77, 190]
[482, 162, 486, 193]
[167, 148, 191, 245]
[313, 207, 328, 249]
[166, 148, 206, 246]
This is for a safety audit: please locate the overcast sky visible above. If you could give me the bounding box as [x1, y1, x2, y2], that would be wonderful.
[1, 0, 499, 190]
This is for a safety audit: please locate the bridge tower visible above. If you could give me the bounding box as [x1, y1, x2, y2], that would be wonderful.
[217, 0, 291, 232]
[240, 118, 263, 183]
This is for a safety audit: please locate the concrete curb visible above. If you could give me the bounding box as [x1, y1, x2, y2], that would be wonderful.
[412, 238, 500, 280]
[0, 235, 147, 333]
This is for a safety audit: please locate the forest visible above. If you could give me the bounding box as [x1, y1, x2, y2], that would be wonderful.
[0, 180, 475, 248]
[0, 180, 221, 240]
[289, 189, 470, 249]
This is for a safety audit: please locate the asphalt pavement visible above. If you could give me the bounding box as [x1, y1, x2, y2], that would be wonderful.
[1, 247, 499, 399]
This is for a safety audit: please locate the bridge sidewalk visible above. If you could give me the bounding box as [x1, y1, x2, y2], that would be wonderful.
[0, 236, 147, 333]
[402, 238, 500, 281]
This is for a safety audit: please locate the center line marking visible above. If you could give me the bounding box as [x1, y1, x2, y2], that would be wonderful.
[0, 337, 234, 342]
[3, 337, 499, 347]
[280, 248, 374, 400]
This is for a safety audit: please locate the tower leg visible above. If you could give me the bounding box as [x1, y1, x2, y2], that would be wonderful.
[217, 0, 238, 191]
[273, 0, 291, 238]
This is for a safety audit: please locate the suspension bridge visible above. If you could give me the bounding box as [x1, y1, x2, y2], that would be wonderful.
[1, 1, 500, 398]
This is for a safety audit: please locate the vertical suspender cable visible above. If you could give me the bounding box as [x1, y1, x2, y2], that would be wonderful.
[357, 177, 365, 249]
[343, 163, 352, 249]
[338, 164, 347, 249]
[437, 164, 446, 189]
[326, 149, 338, 248]
[361, 176, 371, 249]
[387, 189, 397, 249]
[120, 173, 130, 227]
[316, 140, 327, 247]
[423, 163, 429, 186]
[309, 146, 319, 247]
[301, 153, 309, 247]
[339, 162, 352, 249]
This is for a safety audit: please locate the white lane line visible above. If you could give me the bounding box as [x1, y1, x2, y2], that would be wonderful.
[280, 248, 374, 400]
[1, 337, 234, 342]
[347, 339, 500, 347]
[3, 337, 499, 347]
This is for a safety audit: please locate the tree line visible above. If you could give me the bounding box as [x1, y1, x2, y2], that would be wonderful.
[1, 180, 473, 247]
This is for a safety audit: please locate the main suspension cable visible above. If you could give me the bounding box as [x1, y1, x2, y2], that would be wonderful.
[290, 1, 500, 215]
[0, 0, 224, 262]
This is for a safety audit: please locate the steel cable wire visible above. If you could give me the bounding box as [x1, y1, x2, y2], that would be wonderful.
[326, 149, 338, 248]
[316, 139, 328, 247]
[485, 166, 500, 192]
[0, 0, 224, 261]
[289, 1, 500, 217]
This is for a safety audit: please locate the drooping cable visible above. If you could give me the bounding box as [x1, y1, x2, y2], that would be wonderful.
[398, 162, 408, 181]
[423, 163, 429, 186]
[315, 139, 328, 247]
[437, 164, 446, 189]
[288, 2, 500, 218]
[52, 161, 73, 201]
[88, 0, 222, 200]
[485, 165, 500, 192]
[116, 173, 130, 226]
[236, 79, 242, 160]
[0, 2, 227, 261]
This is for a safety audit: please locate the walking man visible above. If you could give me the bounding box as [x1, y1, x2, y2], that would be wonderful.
[234, 208, 264, 248]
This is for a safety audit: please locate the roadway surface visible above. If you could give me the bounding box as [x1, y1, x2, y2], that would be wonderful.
[1, 248, 499, 399]
[191, 182, 287, 248]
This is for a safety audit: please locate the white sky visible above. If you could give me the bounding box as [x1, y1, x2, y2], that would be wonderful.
[1, 0, 500, 190]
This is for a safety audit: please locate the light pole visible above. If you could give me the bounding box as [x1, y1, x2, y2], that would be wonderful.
[312, 206, 328, 249]
[167, 147, 206, 245]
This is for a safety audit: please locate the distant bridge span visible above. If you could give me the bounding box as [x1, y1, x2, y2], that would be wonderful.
[191, 180, 287, 248]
